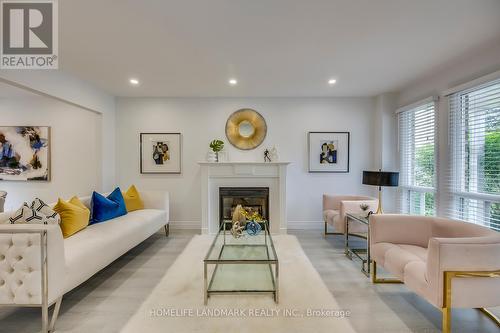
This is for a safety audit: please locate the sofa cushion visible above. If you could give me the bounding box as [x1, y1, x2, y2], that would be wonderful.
[372, 243, 426, 280]
[9, 203, 59, 225]
[403, 261, 437, 306]
[123, 185, 144, 212]
[30, 198, 61, 224]
[54, 198, 90, 238]
[63, 209, 166, 292]
[398, 244, 427, 261]
[90, 188, 127, 224]
[371, 242, 395, 266]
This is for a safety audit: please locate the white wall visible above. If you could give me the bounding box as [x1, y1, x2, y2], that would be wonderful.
[373, 93, 399, 213]
[0, 96, 101, 211]
[398, 41, 500, 107]
[116, 97, 378, 229]
[0, 70, 116, 191]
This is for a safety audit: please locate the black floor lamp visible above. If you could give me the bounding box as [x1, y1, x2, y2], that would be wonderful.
[362, 170, 399, 214]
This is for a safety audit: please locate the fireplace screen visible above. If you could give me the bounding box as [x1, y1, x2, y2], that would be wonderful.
[219, 187, 269, 227]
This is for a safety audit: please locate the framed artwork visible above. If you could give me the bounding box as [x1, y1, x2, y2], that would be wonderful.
[308, 132, 350, 173]
[140, 133, 181, 174]
[0, 126, 50, 181]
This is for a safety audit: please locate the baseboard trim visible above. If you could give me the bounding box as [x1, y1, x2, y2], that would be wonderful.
[168, 221, 201, 230]
[287, 221, 324, 230]
[168, 220, 324, 230]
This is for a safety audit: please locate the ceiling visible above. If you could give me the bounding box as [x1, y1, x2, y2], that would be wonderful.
[59, 0, 500, 97]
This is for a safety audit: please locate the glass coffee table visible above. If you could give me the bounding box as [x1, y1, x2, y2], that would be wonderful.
[203, 222, 279, 305]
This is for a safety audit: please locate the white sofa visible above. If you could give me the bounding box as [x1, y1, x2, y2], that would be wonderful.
[0, 190, 169, 332]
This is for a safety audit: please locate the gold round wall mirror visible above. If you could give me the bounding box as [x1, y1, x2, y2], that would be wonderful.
[225, 109, 267, 150]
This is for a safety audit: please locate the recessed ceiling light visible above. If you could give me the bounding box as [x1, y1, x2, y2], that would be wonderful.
[228, 79, 238, 86]
[328, 79, 337, 85]
[129, 78, 139, 85]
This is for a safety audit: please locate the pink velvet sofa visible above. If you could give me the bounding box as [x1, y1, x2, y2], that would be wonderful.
[322, 195, 378, 235]
[370, 214, 500, 333]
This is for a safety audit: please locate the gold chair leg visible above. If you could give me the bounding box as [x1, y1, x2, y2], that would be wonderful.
[324, 221, 343, 236]
[478, 308, 500, 327]
[442, 307, 451, 333]
[371, 261, 403, 284]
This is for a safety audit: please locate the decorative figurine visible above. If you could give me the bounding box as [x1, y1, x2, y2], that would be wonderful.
[231, 221, 245, 238]
[231, 205, 246, 238]
[246, 220, 262, 236]
[264, 149, 271, 162]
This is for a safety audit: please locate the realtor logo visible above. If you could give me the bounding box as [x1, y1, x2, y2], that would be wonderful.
[1, 0, 58, 69]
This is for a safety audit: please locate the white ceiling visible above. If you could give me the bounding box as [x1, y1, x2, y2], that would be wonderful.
[59, 0, 500, 97]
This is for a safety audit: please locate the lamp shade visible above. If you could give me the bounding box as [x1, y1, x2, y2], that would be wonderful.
[363, 171, 399, 187]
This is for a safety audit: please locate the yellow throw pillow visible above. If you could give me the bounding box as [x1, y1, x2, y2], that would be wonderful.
[123, 185, 145, 212]
[53, 197, 90, 238]
[69, 196, 88, 210]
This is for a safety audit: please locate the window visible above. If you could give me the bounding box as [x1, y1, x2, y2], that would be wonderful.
[398, 99, 436, 216]
[449, 79, 500, 231]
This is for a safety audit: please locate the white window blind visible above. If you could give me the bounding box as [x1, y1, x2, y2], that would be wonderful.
[398, 100, 436, 215]
[448, 79, 500, 231]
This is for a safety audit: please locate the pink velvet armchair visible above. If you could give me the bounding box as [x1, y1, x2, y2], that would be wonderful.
[322, 194, 378, 235]
[370, 214, 500, 333]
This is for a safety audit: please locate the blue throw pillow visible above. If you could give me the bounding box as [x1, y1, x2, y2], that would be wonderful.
[90, 187, 128, 224]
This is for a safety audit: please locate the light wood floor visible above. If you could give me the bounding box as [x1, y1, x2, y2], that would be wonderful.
[0, 229, 498, 332]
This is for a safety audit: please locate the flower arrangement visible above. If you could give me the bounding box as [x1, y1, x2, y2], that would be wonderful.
[359, 203, 369, 211]
[359, 203, 371, 217]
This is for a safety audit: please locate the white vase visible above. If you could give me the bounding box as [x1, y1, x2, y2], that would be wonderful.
[207, 151, 217, 162]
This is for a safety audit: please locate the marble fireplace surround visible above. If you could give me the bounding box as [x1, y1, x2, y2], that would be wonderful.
[199, 162, 290, 234]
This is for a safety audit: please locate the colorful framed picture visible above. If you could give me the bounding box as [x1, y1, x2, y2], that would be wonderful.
[0, 126, 50, 181]
[308, 132, 350, 173]
[140, 133, 181, 174]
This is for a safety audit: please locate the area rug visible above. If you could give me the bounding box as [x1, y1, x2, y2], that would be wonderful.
[122, 235, 355, 333]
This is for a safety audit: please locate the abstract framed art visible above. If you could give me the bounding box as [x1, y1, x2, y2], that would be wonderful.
[308, 131, 350, 173]
[0, 126, 50, 181]
[140, 133, 182, 174]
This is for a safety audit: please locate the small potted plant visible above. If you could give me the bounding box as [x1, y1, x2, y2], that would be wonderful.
[209, 139, 224, 162]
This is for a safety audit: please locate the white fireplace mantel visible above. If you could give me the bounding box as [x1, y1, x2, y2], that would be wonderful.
[199, 162, 290, 234]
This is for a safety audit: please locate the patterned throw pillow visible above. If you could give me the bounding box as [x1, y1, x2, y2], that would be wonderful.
[31, 198, 61, 224]
[9, 198, 61, 225]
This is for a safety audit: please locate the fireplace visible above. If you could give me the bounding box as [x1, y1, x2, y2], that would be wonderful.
[219, 187, 269, 229]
